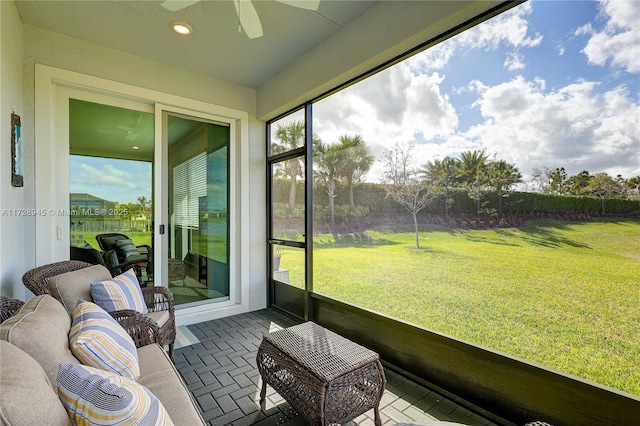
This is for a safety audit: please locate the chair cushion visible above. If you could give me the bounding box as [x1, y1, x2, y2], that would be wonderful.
[0, 295, 80, 389]
[101, 236, 123, 250]
[0, 341, 71, 426]
[115, 238, 144, 261]
[69, 301, 140, 381]
[47, 264, 113, 314]
[145, 310, 170, 327]
[57, 364, 173, 426]
[90, 269, 148, 314]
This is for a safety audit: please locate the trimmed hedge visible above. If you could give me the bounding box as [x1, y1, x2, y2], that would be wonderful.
[273, 179, 640, 220]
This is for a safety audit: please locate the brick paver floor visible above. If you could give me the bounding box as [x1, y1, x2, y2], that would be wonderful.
[174, 308, 497, 426]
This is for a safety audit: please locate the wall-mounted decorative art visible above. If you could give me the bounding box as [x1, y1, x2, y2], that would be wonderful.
[11, 111, 23, 187]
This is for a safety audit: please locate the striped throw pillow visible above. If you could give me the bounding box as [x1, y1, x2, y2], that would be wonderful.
[57, 364, 173, 426]
[90, 269, 148, 314]
[115, 239, 142, 261]
[69, 300, 140, 381]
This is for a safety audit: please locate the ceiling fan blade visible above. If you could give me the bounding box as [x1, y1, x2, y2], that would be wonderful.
[161, 0, 201, 12]
[275, 0, 320, 11]
[234, 0, 263, 39]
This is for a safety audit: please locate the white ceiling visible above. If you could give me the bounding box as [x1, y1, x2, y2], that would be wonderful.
[15, 0, 379, 89]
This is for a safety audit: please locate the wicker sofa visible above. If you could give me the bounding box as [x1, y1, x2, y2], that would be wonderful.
[0, 294, 205, 425]
[22, 260, 176, 361]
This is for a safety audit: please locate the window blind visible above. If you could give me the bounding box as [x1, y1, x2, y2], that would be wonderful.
[173, 152, 206, 229]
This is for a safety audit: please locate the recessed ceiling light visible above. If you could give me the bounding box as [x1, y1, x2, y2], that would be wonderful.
[171, 21, 193, 35]
[132, 145, 140, 150]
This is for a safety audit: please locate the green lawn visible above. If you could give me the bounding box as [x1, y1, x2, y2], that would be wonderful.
[278, 219, 640, 395]
[72, 232, 152, 250]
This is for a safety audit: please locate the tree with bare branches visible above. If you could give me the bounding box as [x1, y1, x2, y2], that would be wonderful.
[382, 142, 436, 249]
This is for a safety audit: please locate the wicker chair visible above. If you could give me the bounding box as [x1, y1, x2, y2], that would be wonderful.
[22, 260, 176, 361]
[0, 296, 25, 323]
[95, 233, 153, 284]
[70, 245, 127, 277]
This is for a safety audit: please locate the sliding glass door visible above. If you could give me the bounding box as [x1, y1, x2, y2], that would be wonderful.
[162, 112, 231, 306]
[58, 86, 236, 308]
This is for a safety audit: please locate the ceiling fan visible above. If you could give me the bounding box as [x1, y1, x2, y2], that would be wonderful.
[97, 113, 147, 142]
[161, 0, 320, 39]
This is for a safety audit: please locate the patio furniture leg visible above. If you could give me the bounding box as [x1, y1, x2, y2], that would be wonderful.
[168, 342, 175, 362]
[260, 378, 267, 402]
[374, 404, 381, 426]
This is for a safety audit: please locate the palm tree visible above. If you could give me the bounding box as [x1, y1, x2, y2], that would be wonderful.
[626, 175, 640, 199]
[136, 196, 152, 231]
[486, 160, 522, 217]
[458, 150, 489, 216]
[271, 120, 305, 211]
[336, 135, 374, 207]
[313, 140, 342, 232]
[566, 170, 592, 196]
[422, 157, 459, 220]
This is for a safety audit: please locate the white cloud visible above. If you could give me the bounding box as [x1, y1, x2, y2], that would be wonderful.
[504, 51, 526, 71]
[408, 43, 454, 72]
[78, 163, 137, 190]
[407, 1, 542, 73]
[463, 76, 640, 180]
[577, 0, 640, 73]
[602, 0, 640, 33]
[314, 63, 459, 181]
[456, 2, 543, 50]
[71, 161, 150, 203]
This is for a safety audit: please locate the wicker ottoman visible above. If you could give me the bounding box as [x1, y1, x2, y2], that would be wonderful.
[257, 322, 386, 426]
[168, 258, 186, 283]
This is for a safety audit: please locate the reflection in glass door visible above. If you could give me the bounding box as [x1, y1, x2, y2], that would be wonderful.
[68, 98, 154, 284]
[167, 114, 230, 306]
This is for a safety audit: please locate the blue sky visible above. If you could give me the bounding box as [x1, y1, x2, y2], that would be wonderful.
[70, 153, 227, 207]
[313, 0, 640, 187]
[70, 156, 151, 204]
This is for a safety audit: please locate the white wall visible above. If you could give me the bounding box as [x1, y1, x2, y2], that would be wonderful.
[0, 0, 26, 299]
[5, 21, 267, 313]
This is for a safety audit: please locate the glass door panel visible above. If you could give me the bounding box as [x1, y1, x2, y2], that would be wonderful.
[271, 160, 305, 244]
[166, 114, 230, 306]
[68, 98, 154, 284]
[267, 109, 308, 319]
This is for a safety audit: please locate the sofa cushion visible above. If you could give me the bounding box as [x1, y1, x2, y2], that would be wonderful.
[0, 340, 70, 426]
[69, 300, 140, 381]
[137, 344, 206, 425]
[0, 295, 80, 388]
[47, 264, 113, 314]
[57, 363, 173, 426]
[90, 269, 148, 314]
